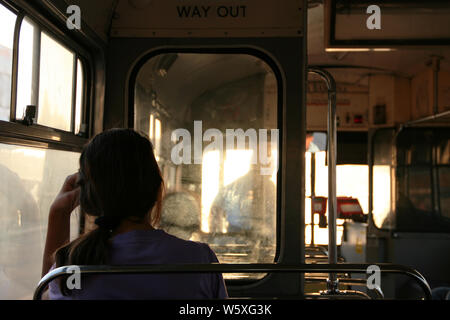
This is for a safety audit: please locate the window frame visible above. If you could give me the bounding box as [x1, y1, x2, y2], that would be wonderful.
[371, 127, 450, 233]
[128, 48, 284, 285]
[0, 1, 92, 284]
[0, 0, 92, 153]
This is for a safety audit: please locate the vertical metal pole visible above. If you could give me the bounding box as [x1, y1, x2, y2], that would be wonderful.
[308, 67, 338, 293]
[310, 152, 315, 246]
[327, 83, 338, 292]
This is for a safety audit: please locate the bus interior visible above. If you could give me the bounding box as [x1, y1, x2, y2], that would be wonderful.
[0, 0, 449, 300]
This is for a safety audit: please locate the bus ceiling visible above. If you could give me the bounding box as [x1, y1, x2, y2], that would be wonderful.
[36, 0, 304, 41]
[31, 1, 450, 73]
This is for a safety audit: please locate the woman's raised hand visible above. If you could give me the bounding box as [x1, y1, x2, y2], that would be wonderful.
[49, 172, 81, 217]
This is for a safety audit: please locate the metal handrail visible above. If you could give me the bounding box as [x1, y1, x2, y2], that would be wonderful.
[305, 290, 372, 300]
[308, 67, 338, 292]
[34, 263, 431, 300]
[305, 277, 385, 299]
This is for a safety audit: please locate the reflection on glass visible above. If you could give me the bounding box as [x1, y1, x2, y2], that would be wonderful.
[134, 53, 278, 279]
[0, 4, 16, 121]
[372, 129, 395, 229]
[0, 143, 80, 299]
[155, 118, 161, 161]
[16, 18, 36, 121]
[149, 114, 154, 140]
[408, 167, 432, 211]
[372, 165, 392, 229]
[201, 151, 220, 233]
[38, 32, 74, 131]
[223, 150, 252, 186]
[75, 59, 83, 134]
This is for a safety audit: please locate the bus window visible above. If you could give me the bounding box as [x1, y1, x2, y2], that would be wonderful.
[16, 18, 38, 122]
[37, 32, 74, 131]
[16, 17, 83, 133]
[134, 53, 278, 280]
[396, 129, 450, 232]
[0, 4, 16, 121]
[372, 129, 395, 230]
[0, 143, 80, 299]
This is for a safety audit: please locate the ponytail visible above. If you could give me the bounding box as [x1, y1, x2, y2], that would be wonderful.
[54, 227, 111, 296]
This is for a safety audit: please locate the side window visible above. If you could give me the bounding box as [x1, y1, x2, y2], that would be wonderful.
[396, 129, 450, 232]
[0, 4, 88, 299]
[16, 17, 37, 120]
[0, 4, 16, 121]
[38, 32, 75, 131]
[0, 143, 81, 299]
[396, 130, 433, 231]
[15, 17, 85, 133]
[134, 53, 279, 280]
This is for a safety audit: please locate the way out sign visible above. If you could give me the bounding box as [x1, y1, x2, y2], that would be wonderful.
[111, 0, 304, 38]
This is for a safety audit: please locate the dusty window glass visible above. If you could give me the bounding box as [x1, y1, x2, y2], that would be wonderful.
[16, 18, 38, 120]
[74, 59, 84, 134]
[395, 129, 450, 232]
[0, 143, 80, 299]
[37, 32, 74, 131]
[134, 53, 278, 280]
[17, 22, 83, 133]
[408, 167, 432, 212]
[0, 4, 16, 121]
[372, 129, 395, 230]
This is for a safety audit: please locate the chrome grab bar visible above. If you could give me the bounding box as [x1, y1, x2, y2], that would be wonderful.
[305, 277, 385, 299]
[305, 290, 372, 300]
[307, 67, 338, 293]
[34, 263, 431, 300]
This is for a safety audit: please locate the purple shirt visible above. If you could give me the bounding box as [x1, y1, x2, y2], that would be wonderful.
[49, 229, 228, 299]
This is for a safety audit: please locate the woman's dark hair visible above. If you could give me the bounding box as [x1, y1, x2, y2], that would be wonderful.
[55, 128, 164, 295]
